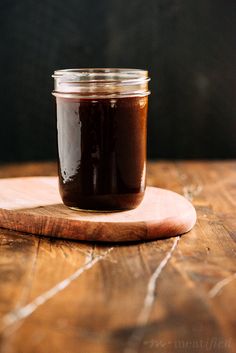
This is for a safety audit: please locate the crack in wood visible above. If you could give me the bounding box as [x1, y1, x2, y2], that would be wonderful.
[12, 238, 41, 314]
[0, 238, 42, 353]
[183, 184, 202, 202]
[0, 247, 113, 334]
[123, 236, 180, 353]
[174, 162, 203, 202]
[209, 273, 236, 298]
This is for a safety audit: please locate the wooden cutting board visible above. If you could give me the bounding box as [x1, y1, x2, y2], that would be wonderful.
[0, 177, 196, 242]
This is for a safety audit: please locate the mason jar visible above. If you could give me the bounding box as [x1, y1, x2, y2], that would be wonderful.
[52, 68, 150, 211]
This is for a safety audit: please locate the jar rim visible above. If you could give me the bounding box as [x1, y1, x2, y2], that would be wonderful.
[52, 68, 149, 83]
[52, 68, 150, 98]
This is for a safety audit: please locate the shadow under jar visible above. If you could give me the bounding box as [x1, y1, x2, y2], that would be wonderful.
[52, 68, 150, 211]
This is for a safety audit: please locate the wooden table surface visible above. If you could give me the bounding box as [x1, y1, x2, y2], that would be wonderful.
[0, 161, 235, 353]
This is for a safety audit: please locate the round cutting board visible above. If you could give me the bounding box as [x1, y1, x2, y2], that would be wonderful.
[0, 177, 196, 242]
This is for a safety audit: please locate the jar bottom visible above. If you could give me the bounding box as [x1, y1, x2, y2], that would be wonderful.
[68, 207, 124, 213]
[62, 192, 145, 212]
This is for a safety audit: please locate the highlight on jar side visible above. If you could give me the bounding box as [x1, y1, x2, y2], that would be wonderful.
[52, 68, 150, 211]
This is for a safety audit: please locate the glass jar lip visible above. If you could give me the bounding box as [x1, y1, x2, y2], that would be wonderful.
[52, 68, 150, 98]
[52, 68, 150, 83]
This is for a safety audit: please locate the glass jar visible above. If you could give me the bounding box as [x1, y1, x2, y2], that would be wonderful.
[52, 68, 150, 211]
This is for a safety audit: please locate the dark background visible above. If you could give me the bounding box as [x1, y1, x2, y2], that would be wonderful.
[0, 0, 236, 162]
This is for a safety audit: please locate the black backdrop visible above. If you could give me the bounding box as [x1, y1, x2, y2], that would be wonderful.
[1, 0, 236, 162]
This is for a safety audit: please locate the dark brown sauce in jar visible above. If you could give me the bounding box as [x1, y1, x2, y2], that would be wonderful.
[52, 69, 150, 211]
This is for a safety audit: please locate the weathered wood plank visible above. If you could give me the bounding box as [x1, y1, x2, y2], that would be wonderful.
[0, 230, 40, 318]
[0, 161, 235, 353]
